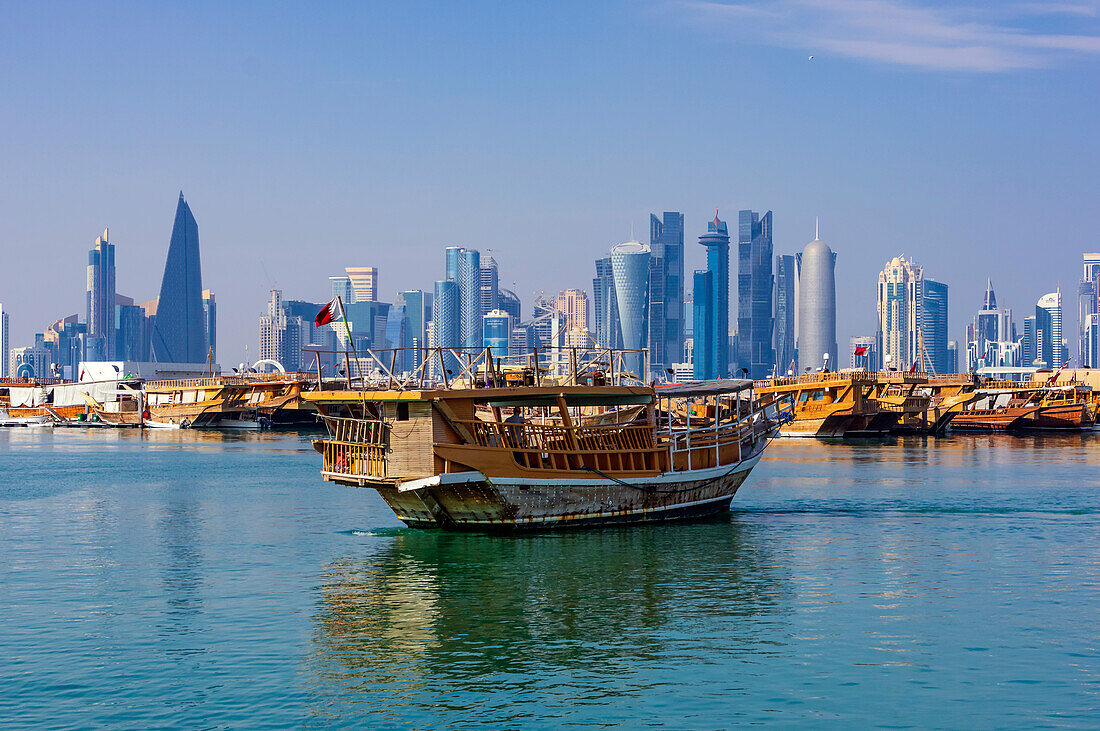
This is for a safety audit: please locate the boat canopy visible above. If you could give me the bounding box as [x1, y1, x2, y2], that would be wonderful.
[654, 379, 754, 397]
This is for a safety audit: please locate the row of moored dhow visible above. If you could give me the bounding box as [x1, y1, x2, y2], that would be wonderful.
[754, 369, 1100, 436]
[0, 372, 321, 429]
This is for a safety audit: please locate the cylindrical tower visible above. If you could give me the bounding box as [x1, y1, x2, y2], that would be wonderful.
[797, 227, 837, 374]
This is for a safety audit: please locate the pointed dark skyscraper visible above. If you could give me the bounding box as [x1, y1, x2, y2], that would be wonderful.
[152, 192, 206, 362]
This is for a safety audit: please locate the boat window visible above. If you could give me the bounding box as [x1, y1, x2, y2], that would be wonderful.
[397, 402, 409, 421]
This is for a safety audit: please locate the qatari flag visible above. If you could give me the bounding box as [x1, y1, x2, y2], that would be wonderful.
[315, 297, 340, 327]
[854, 345, 868, 357]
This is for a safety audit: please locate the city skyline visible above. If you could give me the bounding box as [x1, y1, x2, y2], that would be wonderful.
[2, 3, 1099, 368]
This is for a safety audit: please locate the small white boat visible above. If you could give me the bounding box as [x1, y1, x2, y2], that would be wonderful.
[0, 410, 53, 427]
[143, 418, 190, 430]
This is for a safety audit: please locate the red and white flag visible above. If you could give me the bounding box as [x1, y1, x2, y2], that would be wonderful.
[908, 359, 919, 373]
[315, 297, 341, 327]
[854, 345, 868, 357]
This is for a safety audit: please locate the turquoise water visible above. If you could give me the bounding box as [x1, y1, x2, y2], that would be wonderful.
[2, 428, 1099, 728]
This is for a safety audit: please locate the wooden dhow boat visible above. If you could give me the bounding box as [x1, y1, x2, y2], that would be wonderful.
[305, 347, 781, 531]
[951, 383, 1093, 432]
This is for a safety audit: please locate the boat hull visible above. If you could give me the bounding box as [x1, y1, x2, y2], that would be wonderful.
[369, 450, 765, 532]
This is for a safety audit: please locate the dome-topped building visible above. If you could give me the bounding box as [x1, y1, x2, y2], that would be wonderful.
[797, 220, 838, 373]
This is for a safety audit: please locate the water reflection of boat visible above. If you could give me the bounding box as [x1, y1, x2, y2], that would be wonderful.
[311, 523, 783, 705]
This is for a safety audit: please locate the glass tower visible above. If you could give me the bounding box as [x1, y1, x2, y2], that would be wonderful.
[86, 227, 115, 360]
[433, 279, 460, 373]
[649, 211, 685, 372]
[480, 256, 499, 317]
[458, 249, 482, 350]
[737, 210, 774, 379]
[692, 270, 714, 379]
[152, 193, 206, 363]
[592, 256, 622, 349]
[774, 254, 797, 374]
[611, 241, 651, 377]
[483, 310, 512, 357]
[697, 212, 730, 378]
[1036, 291, 1063, 368]
[922, 280, 950, 374]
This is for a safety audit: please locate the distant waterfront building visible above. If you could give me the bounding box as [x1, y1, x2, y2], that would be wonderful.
[877, 255, 923, 371]
[345, 267, 378, 303]
[796, 223, 837, 374]
[774, 254, 797, 375]
[499, 288, 521, 324]
[509, 323, 532, 356]
[445, 246, 463, 283]
[86, 227, 115, 360]
[10, 344, 50, 379]
[692, 269, 715, 380]
[202, 289, 216, 363]
[1080, 254, 1100, 366]
[554, 288, 589, 331]
[649, 211, 685, 373]
[610, 240, 651, 377]
[432, 279, 460, 368]
[480, 256, 499, 317]
[849, 336, 880, 372]
[922, 279, 950, 374]
[483, 309, 512, 357]
[151, 192, 206, 363]
[1023, 315, 1037, 366]
[1084, 313, 1100, 370]
[737, 210, 774, 379]
[330, 275, 354, 304]
[947, 340, 958, 374]
[457, 249, 482, 350]
[965, 280, 1016, 372]
[0, 304, 8, 377]
[258, 289, 287, 365]
[592, 256, 622, 349]
[399, 289, 429, 370]
[695, 211, 730, 379]
[1035, 291, 1064, 368]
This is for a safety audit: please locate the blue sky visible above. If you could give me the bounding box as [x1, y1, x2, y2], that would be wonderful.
[2, 0, 1099, 366]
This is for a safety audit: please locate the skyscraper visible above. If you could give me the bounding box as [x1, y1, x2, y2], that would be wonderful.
[697, 211, 730, 378]
[796, 223, 837, 374]
[554, 289, 589, 330]
[692, 270, 715, 379]
[592, 257, 621, 349]
[922, 280, 950, 374]
[877, 255, 923, 371]
[202, 289, 216, 363]
[458, 249, 482, 349]
[1036, 291, 1063, 368]
[345, 267, 378, 303]
[1080, 254, 1100, 366]
[330, 275, 354, 304]
[86, 227, 115, 359]
[432, 279, 460, 359]
[737, 210, 774, 379]
[151, 192, 206, 363]
[965, 279, 1016, 371]
[483, 310, 512, 357]
[774, 254, 797, 375]
[480, 256, 499, 317]
[499, 288, 521, 324]
[0, 304, 8, 377]
[1023, 315, 1037, 366]
[650, 211, 685, 374]
[610, 240, 651, 377]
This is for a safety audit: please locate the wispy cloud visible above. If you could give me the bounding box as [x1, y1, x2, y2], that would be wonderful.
[678, 0, 1100, 71]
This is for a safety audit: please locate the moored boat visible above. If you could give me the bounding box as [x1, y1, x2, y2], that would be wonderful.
[305, 348, 780, 531]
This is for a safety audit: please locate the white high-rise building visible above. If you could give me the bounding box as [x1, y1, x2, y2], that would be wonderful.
[1080, 254, 1100, 366]
[1036, 291, 1064, 368]
[345, 267, 378, 303]
[0, 304, 8, 377]
[877, 256, 924, 371]
[796, 221, 837, 373]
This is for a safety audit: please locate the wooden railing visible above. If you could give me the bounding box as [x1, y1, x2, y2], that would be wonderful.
[320, 440, 387, 480]
[457, 419, 664, 473]
[321, 416, 387, 445]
